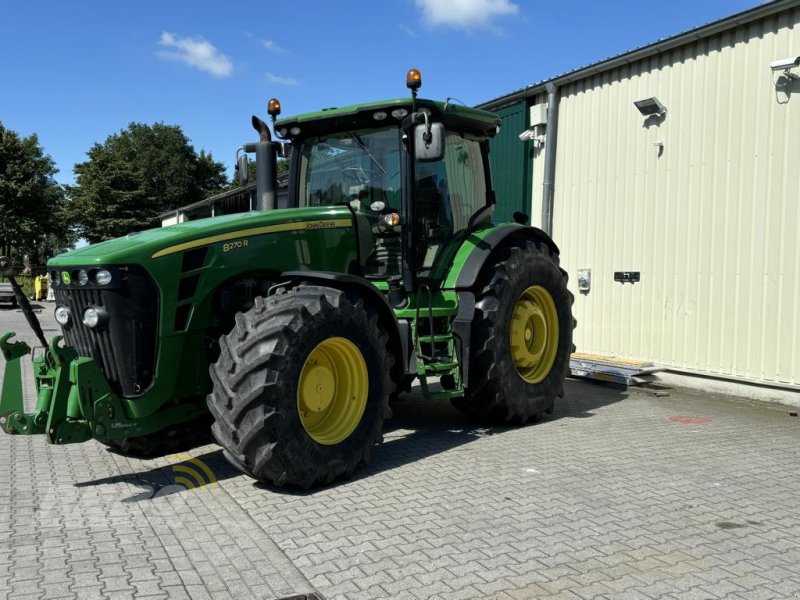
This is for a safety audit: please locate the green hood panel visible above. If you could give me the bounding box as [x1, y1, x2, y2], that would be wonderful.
[49, 206, 353, 267]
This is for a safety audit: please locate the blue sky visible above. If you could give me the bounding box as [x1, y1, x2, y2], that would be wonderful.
[2, 0, 761, 185]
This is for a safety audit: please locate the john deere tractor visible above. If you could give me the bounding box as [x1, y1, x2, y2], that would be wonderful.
[0, 70, 574, 488]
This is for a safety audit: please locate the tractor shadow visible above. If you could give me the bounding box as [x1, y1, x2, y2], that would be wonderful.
[76, 378, 626, 500]
[254, 377, 628, 496]
[75, 448, 240, 502]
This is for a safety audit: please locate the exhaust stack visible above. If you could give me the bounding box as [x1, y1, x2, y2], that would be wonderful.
[245, 116, 277, 212]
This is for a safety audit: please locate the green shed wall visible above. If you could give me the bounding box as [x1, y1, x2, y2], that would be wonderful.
[488, 102, 531, 223]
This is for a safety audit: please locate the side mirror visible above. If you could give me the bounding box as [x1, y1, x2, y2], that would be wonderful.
[414, 122, 444, 162]
[278, 142, 292, 159]
[237, 153, 249, 185]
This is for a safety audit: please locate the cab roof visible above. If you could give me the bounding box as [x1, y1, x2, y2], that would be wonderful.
[274, 98, 501, 139]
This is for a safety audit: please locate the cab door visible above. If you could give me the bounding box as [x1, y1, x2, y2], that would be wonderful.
[413, 131, 490, 281]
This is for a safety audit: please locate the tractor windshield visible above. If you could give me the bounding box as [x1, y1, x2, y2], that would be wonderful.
[298, 127, 403, 277]
[298, 127, 401, 209]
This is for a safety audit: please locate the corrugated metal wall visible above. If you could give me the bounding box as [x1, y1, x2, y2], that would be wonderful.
[550, 7, 800, 386]
[489, 103, 531, 224]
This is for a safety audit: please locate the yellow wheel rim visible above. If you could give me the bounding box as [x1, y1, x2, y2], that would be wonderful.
[509, 285, 559, 384]
[297, 337, 369, 445]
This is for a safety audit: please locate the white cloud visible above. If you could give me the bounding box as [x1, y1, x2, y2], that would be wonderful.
[157, 32, 233, 77]
[415, 0, 518, 29]
[399, 23, 418, 38]
[260, 39, 288, 54]
[266, 72, 298, 86]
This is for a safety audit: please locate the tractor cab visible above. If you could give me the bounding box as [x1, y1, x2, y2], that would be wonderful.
[270, 71, 501, 293]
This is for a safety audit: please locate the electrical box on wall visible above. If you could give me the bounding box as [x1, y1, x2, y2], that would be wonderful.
[577, 269, 591, 293]
[529, 104, 547, 127]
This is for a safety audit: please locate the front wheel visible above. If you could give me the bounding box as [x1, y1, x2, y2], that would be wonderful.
[454, 240, 575, 423]
[207, 285, 393, 488]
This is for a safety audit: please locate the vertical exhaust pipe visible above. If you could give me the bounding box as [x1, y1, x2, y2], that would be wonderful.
[245, 116, 277, 211]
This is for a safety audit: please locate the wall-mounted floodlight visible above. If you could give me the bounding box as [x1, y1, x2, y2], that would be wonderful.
[634, 97, 666, 117]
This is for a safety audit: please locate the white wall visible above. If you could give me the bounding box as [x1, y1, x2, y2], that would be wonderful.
[545, 7, 800, 387]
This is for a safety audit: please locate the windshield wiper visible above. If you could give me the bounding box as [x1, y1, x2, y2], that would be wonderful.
[348, 132, 386, 175]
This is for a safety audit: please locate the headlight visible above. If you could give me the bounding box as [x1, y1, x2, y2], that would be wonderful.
[54, 305, 70, 326]
[82, 307, 108, 329]
[50, 270, 60, 286]
[77, 270, 89, 286]
[94, 269, 112, 286]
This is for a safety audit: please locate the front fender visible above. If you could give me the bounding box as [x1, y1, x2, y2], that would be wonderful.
[280, 270, 411, 376]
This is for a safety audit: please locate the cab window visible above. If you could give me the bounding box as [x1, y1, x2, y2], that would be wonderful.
[414, 132, 487, 275]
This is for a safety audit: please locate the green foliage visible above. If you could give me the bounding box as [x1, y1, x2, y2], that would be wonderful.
[66, 123, 227, 243]
[230, 157, 289, 188]
[0, 275, 34, 298]
[0, 121, 74, 265]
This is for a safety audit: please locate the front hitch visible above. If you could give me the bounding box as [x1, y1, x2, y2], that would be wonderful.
[0, 333, 92, 442]
[0, 332, 45, 434]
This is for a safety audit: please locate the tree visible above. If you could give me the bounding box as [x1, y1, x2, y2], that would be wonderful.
[0, 121, 73, 267]
[66, 123, 227, 243]
[230, 157, 289, 189]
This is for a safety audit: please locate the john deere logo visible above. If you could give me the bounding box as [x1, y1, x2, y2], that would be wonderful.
[169, 453, 218, 491]
[61, 271, 71, 285]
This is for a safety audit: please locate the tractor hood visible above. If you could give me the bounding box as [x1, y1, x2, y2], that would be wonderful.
[49, 206, 354, 267]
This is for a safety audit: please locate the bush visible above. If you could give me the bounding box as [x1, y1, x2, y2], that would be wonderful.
[0, 275, 36, 299]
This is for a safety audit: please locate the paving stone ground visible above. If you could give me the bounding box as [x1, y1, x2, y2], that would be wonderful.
[1, 305, 799, 600]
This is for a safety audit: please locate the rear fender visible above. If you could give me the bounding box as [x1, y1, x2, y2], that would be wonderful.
[443, 224, 559, 291]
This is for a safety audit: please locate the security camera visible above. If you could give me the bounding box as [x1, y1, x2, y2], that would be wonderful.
[770, 56, 800, 71]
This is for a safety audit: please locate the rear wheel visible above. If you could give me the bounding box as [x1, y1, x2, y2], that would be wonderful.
[454, 240, 575, 423]
[207, 285, 393, 488]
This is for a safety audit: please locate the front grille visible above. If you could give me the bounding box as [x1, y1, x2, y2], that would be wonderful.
[54, 265, 159, 398]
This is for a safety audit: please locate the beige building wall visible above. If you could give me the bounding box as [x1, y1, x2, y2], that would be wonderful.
[546, 7, 800, 387]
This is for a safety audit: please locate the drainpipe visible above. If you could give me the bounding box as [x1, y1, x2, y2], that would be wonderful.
[541, 82, 560, 236]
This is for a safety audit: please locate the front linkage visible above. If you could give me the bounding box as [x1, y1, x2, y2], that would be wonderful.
[1, 332, 91, 442]
[0, 257, 199, 445]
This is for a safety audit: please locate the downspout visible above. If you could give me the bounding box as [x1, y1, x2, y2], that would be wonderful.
[541, 82, 560, 236]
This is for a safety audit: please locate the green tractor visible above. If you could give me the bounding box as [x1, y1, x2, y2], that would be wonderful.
[0, 70, 574, 488]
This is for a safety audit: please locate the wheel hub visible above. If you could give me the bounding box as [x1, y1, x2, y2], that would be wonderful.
[297, 337, 369, 445]
[300, 365, 335, 412]
[509, 285, 559, 383]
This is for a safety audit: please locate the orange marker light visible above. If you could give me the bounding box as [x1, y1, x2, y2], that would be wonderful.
[406, 68, 422, 92]
[384, 212, 401, 227]
[267, 98, 282, 117]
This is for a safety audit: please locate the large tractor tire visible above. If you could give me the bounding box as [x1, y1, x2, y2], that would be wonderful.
[453, 240, 575, 423]
[207, 285, 393, 488]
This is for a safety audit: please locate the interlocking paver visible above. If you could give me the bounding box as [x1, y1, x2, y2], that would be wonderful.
[2, 308, 800, 599]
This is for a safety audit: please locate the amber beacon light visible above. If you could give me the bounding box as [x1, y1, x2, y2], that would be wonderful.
[406, 68, 422, 96]
[267, 98, 282, 122]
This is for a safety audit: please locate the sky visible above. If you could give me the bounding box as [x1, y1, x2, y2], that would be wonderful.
[1, 0, 764, 186]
